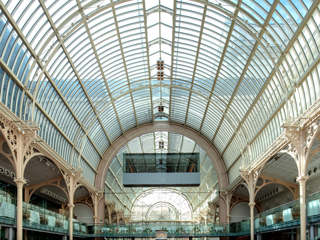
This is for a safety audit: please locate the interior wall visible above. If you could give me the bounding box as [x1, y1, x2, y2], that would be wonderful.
[257, 175, 320, 212]
[306, 175, 320, 195]
[230, 202, 258, 223]
[260, 189, 293, 211]
[74, 203, 94, 224]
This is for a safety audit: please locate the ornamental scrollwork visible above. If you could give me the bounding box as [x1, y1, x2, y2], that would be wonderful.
[6, 129, 17, 148]
[24, 145, 38, 163]
[60, 169, 82, 195]
[240, 169, 260, 190]
[287, 142, 298, 159]
[90, 191, 104, 203]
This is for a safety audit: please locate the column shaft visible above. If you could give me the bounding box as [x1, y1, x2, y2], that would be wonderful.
[97, 198, 105, 224]
[15, 179, 25, 240]
[249, 203, 255, 240]
[299, 178, 307, 240]
[69, 205, 74, 240]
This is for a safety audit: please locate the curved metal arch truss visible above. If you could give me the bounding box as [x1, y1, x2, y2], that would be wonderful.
[96, 122, 228, 190]
[146, 202, 179, 221]
[0, 0, 319, 212]
[131, 188, 193, 221]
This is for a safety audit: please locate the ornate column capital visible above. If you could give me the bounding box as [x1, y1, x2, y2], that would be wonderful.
[14, 178, 26, 187]
[90, 190, 104, 202]
[284, 122, 319, 159]
[68, 203, 74, 208]
[296, 176, 309, 185]
[240, 169, 260, 191]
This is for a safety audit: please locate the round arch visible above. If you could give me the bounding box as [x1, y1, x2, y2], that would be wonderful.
[146, 202, 179, 221]
[131, 188, 193, 222]
[95, 122, 228, 190]
[73, 203, 94, 224]
[111, 210, 118, 224]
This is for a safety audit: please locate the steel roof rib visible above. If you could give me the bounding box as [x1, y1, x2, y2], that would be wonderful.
[183, 3, 207, 127]
[0, 56, 98, 173]
[0, 1, 100, 172]
[38, 0, 113, 150]
[1, 0, 319, 215]
[111, 154, 134, 207]
[169, 0, 182, 123]
[221, 0, 319, 157]
[211, 0, 280, 145]
[75, 0, 125, 135]
[197, 0, 242, 136]
[110, 0, 139, 129]
[142, 0, 154, 122]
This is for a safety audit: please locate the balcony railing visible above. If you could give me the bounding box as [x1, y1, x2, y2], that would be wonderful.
[22, 202, 89, 236]
[0, 192, 16, 225]
[0, 191, 320, 237]
[254, 198, 300, 232]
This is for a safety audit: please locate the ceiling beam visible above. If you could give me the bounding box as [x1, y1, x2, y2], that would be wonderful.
[142, 0, 155, 122]
[168, 0, 177, 122]
[38, 0, 113, 148]
[111, 0, 139, 128]
[197, 0, 242, 135]
[183, 3, 207, 127]
[0, 58, 97, 173]
[211, 0, 280, 145]
[221, 0, 319, 156]
[0, 2, 101, 172]
[75, 0, 125, 135]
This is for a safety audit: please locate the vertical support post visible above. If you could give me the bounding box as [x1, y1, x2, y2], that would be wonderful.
[297, 176, 308, 239]
[62, 169, 82, 240]
[5, 226, 14, 240]
[69, 204, 74, 239]
[248, 176, 256, 240]
[117, 213, 120, 225]
[0, 118, 38, 240]
[310, 225, 314, 240]
[14, 179, 26, 240]
[220, 191, 233, 223]
[241, 170, 259, 240]
[91, 191, 105, 224]
[109, 210, 112, 224]
[69, 175, 74, 240]
[208, 202, 217, 224]
[97, 196, 105, 224]
[284, 122, 320, 240]
[249, 202, 255, 240]
[218, 196, 227, 224]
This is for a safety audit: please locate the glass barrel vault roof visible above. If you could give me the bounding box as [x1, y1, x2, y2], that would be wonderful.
[0, 0, 320, 212]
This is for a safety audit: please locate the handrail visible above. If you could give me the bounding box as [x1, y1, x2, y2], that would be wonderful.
[0, 191, 319, 237]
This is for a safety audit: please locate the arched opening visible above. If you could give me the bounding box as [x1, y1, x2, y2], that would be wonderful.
[118, 216, 125, 224]
[131, 188, 193, 222]
[255, 183, 294, 211]
[104, 130, 221, 223]
[105, 206, 110, 224]
[230, 202, 258, 223]
[74, 203, 94, 224]
[0, 144, 17, 198]
[111, 210, 118, 224]
[146, 202, 178, 221]
[24, 156, 67, 205]
[95, 122, 228, 191]
[230, 185, 254, 223]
